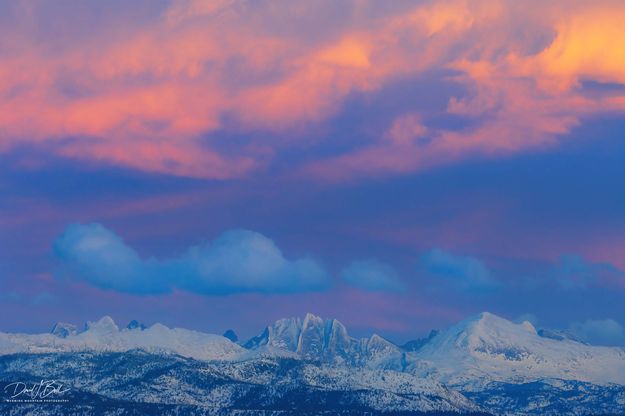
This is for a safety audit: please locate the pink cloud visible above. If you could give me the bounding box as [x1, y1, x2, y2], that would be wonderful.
[1, 0, 625, 179]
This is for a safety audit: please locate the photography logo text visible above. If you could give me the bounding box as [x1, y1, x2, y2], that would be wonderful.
[2, 380, 70, 404]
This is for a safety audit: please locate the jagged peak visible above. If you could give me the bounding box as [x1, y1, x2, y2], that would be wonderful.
[325, 318, 348, 336]
[275, 316, 302, 326]
[368, 333, 397, 348]
[51, 322, 77, 338]
[270, 317, 302, 338]
[302, 313, 323, 327]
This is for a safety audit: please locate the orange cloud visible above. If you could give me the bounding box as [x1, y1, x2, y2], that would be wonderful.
[304, 0, 625, 180]
[0, 0, 624, 179]
[531, 4, 625, 91]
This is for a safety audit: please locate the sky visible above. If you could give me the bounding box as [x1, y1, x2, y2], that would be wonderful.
[1, 0, 625, 346]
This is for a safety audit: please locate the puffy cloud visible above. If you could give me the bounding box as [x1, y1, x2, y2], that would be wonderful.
[420, 248, 498, 291]
[54, 223, 330, 295]
[340, 259, 404, 293]
[383, 114, 428, 146]
[569, 319, 625, 346]
[554, 254, 625, 289]
[1, 1, 625, 180]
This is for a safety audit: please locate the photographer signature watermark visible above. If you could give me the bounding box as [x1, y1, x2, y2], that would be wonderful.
[3, 380, 70, 403]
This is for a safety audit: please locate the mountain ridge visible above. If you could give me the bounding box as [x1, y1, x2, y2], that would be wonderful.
[2, 312, 625, 415]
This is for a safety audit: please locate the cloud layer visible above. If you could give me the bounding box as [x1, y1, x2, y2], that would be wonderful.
[554, 254, 625, 289]
[420, 248, 498, 291]
[340, 259, 404, 293]
[569, 319, 625, 346]
[54, 224, 330, 295]
[1, 0, 625, 179]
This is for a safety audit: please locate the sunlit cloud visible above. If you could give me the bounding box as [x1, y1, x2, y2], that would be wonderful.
[1, 0, 625, 180]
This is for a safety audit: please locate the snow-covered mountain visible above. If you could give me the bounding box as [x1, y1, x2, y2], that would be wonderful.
[0, 351, 485, 416]
[412, 312, 625, 387]
[3, 311, 625, 385]
[0, 316, 243, 361]
[243, 312, 402, 366]
[2, 312, 625, 415]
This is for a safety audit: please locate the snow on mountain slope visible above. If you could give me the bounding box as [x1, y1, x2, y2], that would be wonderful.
[0, 351, 486, 415]
[3, 311, 625, 391]
[243, 313, 402, 365]
[413, 312, 625, 386]
[0, 316, 243, 361]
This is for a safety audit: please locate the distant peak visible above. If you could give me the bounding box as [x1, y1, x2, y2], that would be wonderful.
[51, 322, 77, 338]
[223, 329, 238, 343]
[471, 312, 536, 334]
[127, 320, 146, 331]
[477, 311, 497, 320]
[521, 320, 537, 335]
[467, 311, 509, 325]
[446, 312, 533, 340]
[368, 333, 395, 345]
[303, 312, 323, 324]
[85, 316, 119, 332]
[149, 323, 170, 331]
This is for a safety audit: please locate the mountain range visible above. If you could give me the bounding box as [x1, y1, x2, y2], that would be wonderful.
[1, 312, 625, 415]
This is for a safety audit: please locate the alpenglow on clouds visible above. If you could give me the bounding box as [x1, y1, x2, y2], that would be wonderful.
[54, 223, 330, 295]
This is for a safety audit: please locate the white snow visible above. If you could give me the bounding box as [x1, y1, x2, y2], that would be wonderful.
[413, 312, 625, 386]
[0, 316, 244, 361]
[3, 311, 625, 389]
[244, 313, 402, 365]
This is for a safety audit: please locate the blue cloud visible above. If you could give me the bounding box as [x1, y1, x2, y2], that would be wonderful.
[554, 254, 624, 289]
[569, 319, 625, 346]
[340, 259, 404, 292]
[420, 248, 498, 291]
[54, 223, 330, 295]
